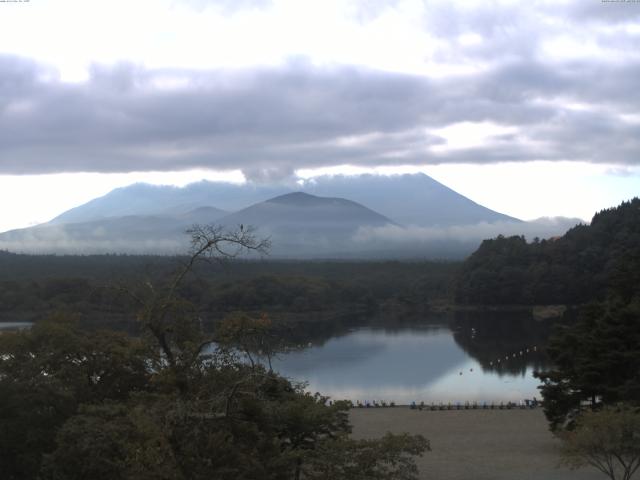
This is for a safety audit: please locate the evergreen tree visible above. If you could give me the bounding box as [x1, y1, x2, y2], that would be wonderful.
[536, 300, 640, 431]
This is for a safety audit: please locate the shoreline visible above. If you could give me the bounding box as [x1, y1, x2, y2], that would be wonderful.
[349, 401, 539, 409]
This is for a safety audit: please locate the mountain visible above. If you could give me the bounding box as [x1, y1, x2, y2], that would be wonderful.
[215, 192, 395, 257]
[220, 192, 392, 228]
[1, 173, 577, 259]
[48, 173, 518, 227]
[0, 206, 229, 255]
[50, 182, 287, 225]
[180, 206, 229, 224]
[0, 192, 397, 257]
[300, 173, 519, 226]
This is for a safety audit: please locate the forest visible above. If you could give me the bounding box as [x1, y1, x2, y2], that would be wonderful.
[0, 252, 457, 328]
[454, 198, 640, 306]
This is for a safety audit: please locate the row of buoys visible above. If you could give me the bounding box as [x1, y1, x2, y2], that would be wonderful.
[455, 346, 539, 376]
[488, 346, 537, 367]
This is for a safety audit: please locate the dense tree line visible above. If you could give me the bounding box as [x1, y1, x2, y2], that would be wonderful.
[0, 250, 457, 286]
[454, 198, 640, 306]
[0, 257, 457, 327]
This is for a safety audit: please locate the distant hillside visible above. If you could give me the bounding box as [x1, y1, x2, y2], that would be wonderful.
[0, 193, 397, 257]
[301, 173, 520, 226]
[454, 198, 640, 305]
[0, 206, 228, 255]
[217, 192, 395, 257]
[221, 192, 392, 228]
[49, 173, 519, 227]
[1, 174, 581, 259]
[50, 182, 286, 224]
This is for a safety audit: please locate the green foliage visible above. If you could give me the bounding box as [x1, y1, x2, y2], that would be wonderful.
[209, 275, 337, 312]
[559, 404, 640, 480]
[536, 300, 640, 431]
[0, 378, 74, 480]
[455, 198, 640, 305]
[0, 259, 457, 328]
[7, 320, 426, 480]
[0, 316, 151, 479]
[41, 402, 180, 480]
[215, 312, 282, 368]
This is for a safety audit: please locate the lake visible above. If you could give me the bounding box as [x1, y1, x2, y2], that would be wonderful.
[271, 312, 553, 405]
[0, 322, 33, 331]
[0, 313, 555, 405]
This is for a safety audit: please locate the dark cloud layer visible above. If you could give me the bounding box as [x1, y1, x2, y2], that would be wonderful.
[1, 1, 639, 179]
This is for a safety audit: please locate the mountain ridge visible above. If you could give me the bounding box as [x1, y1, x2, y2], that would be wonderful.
[300, 173, 520, 226]
[0, 174, 578, 259]
[0, 191, 399, 257]
[48, 173, 520, 227]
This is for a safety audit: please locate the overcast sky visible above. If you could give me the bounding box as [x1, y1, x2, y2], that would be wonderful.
[0, 0, 639, 232]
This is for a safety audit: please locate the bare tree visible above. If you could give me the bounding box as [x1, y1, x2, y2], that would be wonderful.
[123, 224, 270, 386]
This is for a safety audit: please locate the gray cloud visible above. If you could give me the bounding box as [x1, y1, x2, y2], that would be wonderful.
[565, 1, 640, 24]
[1, 0, 639, 178]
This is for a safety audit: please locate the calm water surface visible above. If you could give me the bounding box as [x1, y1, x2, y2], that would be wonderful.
[0, 315, 552, 404]
[272, 315, 552, 405]
[0, 322, 33, 331]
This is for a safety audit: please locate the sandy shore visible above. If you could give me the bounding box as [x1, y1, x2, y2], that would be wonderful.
[349, 408, 602, 480]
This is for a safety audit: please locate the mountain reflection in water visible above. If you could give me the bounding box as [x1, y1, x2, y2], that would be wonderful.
[271, 313, 552, 404]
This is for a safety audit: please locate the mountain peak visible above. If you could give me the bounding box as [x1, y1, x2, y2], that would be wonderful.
[299, 173, 520, 226]
[223, 192, 393, 227]
[266, 192, 319, 204]
[266, 191, 357, 208]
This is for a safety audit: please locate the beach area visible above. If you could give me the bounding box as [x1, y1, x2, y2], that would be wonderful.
[350, 408, 603, 480]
